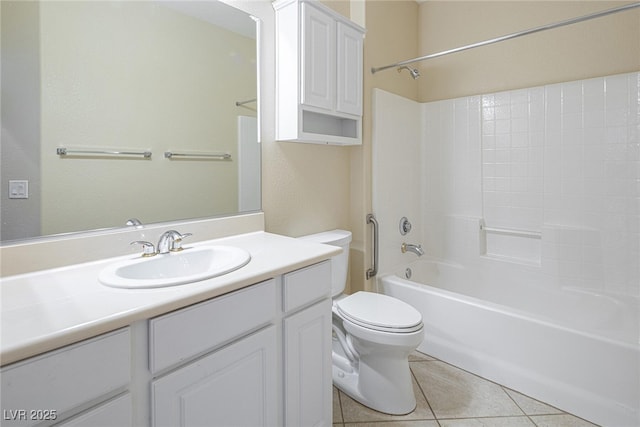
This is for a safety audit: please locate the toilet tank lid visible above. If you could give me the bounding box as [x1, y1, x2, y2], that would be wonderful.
[298, 229, 352, 246]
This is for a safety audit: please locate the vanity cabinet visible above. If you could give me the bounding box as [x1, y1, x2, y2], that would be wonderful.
[274, 0, 365, 145]
[0, 329, 131, 427]
[282, 262, 333, 426]
[1, 262, 333, 427]
[152, 326, 278, 427]
[150, 280, 278, 426]
[149, 261, 332, 427]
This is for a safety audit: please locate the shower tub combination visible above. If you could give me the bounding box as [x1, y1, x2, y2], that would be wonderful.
[381, 259, 639, 427]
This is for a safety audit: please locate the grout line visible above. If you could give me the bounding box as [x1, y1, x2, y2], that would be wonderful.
[336, 387, 345, 424]
[409, 362, 436, 419]
[500, 385, 539, 426]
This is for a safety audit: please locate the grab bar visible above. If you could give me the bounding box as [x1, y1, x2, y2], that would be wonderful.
[480, 222, 542, 239]
[366, 213, 379, 280]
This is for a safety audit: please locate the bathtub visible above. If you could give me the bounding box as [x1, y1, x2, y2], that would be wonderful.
[380, 259, 640, 427]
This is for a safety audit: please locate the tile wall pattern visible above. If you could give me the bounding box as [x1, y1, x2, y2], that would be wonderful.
[422, 72, 639, 296]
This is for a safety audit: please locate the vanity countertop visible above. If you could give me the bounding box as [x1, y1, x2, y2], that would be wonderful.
[0, 231, 341, 366]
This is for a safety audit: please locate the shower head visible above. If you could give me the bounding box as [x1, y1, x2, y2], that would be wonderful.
[397, 66, 420, 79]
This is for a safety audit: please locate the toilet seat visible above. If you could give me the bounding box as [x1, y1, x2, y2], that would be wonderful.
[336, 292, 423, 333]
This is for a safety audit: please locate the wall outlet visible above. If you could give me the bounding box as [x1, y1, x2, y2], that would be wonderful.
[9, 180, 29, 199]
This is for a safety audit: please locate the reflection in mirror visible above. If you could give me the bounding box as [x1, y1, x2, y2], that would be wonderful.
[1, 0, 259, 243]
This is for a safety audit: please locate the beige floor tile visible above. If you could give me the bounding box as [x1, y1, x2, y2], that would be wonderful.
[503, 388, 564, 416]
[339, 378, 435, 423]
[439, 416, 536, 427]
[529, 414, 600, 427]
[411, 361, 523, 419]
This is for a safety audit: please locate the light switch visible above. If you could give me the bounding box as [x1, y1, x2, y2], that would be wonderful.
[9, 180, 29, 199]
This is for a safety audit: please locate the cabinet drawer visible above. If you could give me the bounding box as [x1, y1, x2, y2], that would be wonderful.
[149, 279, 276, 374]
[283, 261, 331, 313]
[0, 329, 130, 427]
[55, 393, 131, 427]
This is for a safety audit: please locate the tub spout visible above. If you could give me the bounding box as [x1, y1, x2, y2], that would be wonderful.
[401, 242, 424, 256]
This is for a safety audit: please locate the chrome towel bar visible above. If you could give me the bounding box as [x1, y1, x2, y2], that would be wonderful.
[235, 98, 257, 107]
[164, 151, 232, 160]
[366, 213, 379, 280]
[56, 147, 152, 158]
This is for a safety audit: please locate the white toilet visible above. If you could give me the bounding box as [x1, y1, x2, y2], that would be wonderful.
[300, 229, 424, 415]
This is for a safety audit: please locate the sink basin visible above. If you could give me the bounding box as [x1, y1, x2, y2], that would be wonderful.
[99, 246, 251, 289]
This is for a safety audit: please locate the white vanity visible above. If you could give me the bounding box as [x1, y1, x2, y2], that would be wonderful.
[0, 228, 339, 427]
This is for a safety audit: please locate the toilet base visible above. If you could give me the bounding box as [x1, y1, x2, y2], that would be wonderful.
[332, 352, 417, 415]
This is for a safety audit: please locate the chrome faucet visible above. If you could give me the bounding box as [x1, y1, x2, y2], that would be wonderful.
[157, 230, 192, 254]
[401, 242, 424, 257]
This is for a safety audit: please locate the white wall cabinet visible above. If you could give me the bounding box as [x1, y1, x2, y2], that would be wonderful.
[275, 0, 364, 145]
[1, 262, 332, 427]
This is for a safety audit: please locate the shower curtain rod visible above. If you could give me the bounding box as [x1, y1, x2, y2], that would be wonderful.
[371, 2, 640, 75]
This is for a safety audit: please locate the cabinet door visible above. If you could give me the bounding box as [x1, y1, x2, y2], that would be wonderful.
[301, 2, 335, 111]
[152, 327, 277, 427]
[336, 22, 363, 116]
[284, 299, 332, 427]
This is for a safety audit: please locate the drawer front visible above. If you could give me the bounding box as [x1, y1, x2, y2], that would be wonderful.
[0, 328, 131, 427]
[283, 261, 331, 313]
[149, 279, 276, 374]
[55, 393, 132, 427]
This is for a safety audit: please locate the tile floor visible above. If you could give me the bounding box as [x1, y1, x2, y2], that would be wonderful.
[332, 352, 599, 427]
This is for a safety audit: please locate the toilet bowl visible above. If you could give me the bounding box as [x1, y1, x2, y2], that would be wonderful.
[299, 230, 424, 415]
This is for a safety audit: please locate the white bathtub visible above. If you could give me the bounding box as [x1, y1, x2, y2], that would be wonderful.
[380, 259, 640, 427]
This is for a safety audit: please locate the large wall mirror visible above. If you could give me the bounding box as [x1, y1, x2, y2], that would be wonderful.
[1, 0, 260, 243]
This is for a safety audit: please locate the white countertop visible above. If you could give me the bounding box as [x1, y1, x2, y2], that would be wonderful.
[0, 232, 340, 366]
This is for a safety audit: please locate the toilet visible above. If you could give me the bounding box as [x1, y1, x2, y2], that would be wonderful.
[300, 229, 424, 415]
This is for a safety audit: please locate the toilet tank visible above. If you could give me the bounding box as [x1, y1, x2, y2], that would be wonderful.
[299, 230, 351, 297]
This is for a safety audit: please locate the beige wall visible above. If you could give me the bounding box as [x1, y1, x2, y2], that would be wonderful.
[417, 1, 640, 101]
[262, 1, 421, 293]
[354, 0, 420, 292]
[261, 0, 353, 240]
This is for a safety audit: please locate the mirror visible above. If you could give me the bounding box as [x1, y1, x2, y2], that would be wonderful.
[1, 0, 259, 243]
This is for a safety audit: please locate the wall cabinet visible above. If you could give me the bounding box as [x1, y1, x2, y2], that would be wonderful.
[275, 0, 365, 145]
[1, 261, 333, 426]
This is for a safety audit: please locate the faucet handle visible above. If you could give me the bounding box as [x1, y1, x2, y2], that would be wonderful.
[130, 241, 156, 257]
[170, 232, 192, 252]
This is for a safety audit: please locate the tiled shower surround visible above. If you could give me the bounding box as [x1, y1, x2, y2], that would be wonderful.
[421, 72, 639, 297]
[372, 72, 638, 426]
